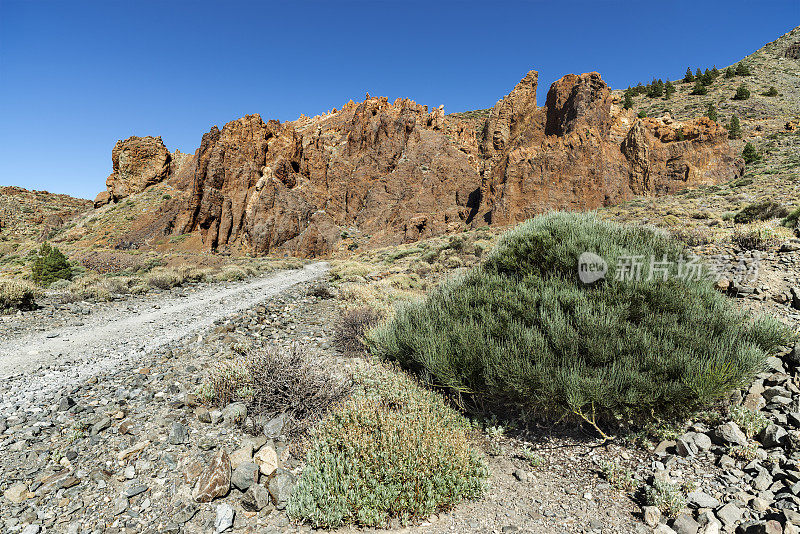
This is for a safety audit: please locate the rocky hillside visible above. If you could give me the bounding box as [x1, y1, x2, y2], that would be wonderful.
[88, 70, 742, 258]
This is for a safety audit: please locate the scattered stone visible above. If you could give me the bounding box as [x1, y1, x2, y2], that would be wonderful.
[215, 502, 235, 533]
[268, 468, 296, 510]
[241, 483, 271, 512]
[3, 483, 29, 504]
[687, 490, 719, 509]
[193, 449, 231, 503]
[643, 505, 661, 527]
[671, 514, 699, 534]
[254, 444, 278, 476]
[231, 462, 259, 492]
[715, 422, 748, 446]
[168, 421, 189, 445]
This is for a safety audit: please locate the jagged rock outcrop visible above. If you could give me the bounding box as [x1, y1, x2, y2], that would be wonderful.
[477, 71, 742, 226]
[105, 136, 171, 202]
[94, 70, 741, 257]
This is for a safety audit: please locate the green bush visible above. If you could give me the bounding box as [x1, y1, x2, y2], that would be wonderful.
[762, 86, 779, 97]
[706, 104, 718, 122]
[288, 364, 487, 528]
[742, 142, 761, 164]
[735, 63, 751, 76]
[0, 279, 39, 312]
[733, 84, 751, 100]
[734, 200, 788, 224]
[725, 66, 735, 78]
[368, 213, 789, 430]
[31, 242, 73, 287]
[782, 207, 800, 228]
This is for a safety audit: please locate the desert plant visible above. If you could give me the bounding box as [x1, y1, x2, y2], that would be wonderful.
[368, 213, 790, 434]
[145, 267, 184, 289]
[734, 200, 788, 224]
[199, 345, 351, 438]
[733, 84, 751, 100]
[287, 364, 487, 528]
[742, 142, 761, 164]
[0, 279, 39, 312]
[762, 86, 779, 97]
[724, 66, 735, 78]
[735, 63, 751, 76]
[31, 242, 72, 287]
[643, 479, 686, 518]
[334, 307, 382, 355]
[729, 405, 768, 439]
[599, 460, 638, 492]
[637, 110, 647, 118]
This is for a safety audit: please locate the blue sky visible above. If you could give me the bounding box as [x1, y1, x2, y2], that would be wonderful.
[1, 1, 797, 199]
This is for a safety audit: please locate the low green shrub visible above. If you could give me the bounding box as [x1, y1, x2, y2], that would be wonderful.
[782, 207, 800, 228]
[742, 143, 761, 164]
[31, 242, 72, 287]
[729, 405, 768, 439]
[643, 479, 686, 518]
[287, 363, 487, 528]
[0, 279, 39, 312]
[368, 212, 789, 430]
[734, 200, 788, 224]
[731, 227, 781, 251]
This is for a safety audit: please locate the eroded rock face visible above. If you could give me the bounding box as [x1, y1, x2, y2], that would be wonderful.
[106, 136, 171, 202]
[785, 41, 800, 59]
[477, 71, 743, 226]
[95, 70, 741, 256]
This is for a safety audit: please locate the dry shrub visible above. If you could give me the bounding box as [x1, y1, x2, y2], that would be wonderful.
[199, 344, 351, 438]
[731, 223, 788, 250]
[78, 251, 152, 274]
[0, 279, 39, 312]
[334, 307, 382, 355]
[671, 226, 717, 247]
[145, 267, 185, 289]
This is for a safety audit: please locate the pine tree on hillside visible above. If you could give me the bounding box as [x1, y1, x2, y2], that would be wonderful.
[735, 63, 751, 76]
[695, 68, 703, 79]
[684, 67, 694, 82]
[733, 84, 751, 100]
[710, 66, 720, 79]
[742, 142, 761, 164]
[706, 103, 718, 122]
[728, 115, 742, 139]
[691, 80, 708, 95]
[724, 67, 735, 78]
[762, 86, 779, 97]
[664, 81, 675, 99]
[623, 92, 634, 110]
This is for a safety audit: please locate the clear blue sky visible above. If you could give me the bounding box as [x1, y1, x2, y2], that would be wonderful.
[1, 1, 797, 199]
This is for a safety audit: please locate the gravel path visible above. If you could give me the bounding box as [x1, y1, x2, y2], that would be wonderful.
[0, 263, 327, 408]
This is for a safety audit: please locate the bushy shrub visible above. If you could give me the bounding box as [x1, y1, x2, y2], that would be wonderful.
[287, 364, 487, 528]
[368, 213, 789, 430]
[334, 307, 382, 355]
[729, 405, 768, 439]
[145, 267, 184, 289]
[690, 81, 707, 95]
[762, 86, 779, 97]
[0, 279, 39, 312]
[782, 207, 800, 228]
[198, 345, 351, 438]
[734, 200, 788, 224]
[31, 242, 72, 287]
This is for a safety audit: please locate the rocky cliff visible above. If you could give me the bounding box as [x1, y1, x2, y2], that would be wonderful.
[94, 70, 742, 257]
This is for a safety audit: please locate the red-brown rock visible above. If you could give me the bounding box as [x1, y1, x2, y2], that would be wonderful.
[106, 136, 171, 202]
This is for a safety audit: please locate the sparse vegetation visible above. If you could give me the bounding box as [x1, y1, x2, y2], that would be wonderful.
[729, 405, 768, 439]
[599, 460, 638, 492]
[728, 115, 742, 139]
[368, 213, 789, 434]
[762, 86, 779, 97]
